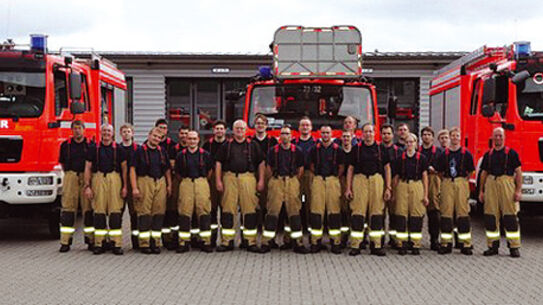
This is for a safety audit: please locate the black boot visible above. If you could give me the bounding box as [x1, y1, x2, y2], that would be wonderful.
[411, 248, 420, 255]
[331, 244, 342, 254]
[370, 243, 386, 256]
[280, 240, 293, 250]
[398, 242, 407, 256]
[131, 235, 140, 250]
[293, 244, 309, 254]
[430, 241, 440, 251]
[112, 247, 124, 255]
[483, 241, 499, 256]
[240, 238, 248, 249]
[150, 239, 161, 254]
[438, 243, 453, 255]
[349, 248, 361, 256]
[269, 239, 279, 249]
[216, 241, 234, 252]
[93, 245, 105, 255]
[461, 247, 473, 256]
[310, 240, 322, 253]
[59, 245, 70, 253]
[176, 244, 190, 253]
[247, 244, 260, 253]
[200, 244, 214, 253]
[260, 244, 271, 253]
[510, 248, 520, 258]
[141, 247, 152, 254]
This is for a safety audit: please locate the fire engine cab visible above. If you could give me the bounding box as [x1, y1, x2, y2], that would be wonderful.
[430, 42, 543, 208]
[233, 26, 381, 139]
[0, 35, 127, 236]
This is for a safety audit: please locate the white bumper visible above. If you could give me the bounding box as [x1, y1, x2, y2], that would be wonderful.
[0, 170, 63, 204]
[521, 172, 543, 202]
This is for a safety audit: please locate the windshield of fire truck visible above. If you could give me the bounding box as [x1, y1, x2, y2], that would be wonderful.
[0, 71, 46, 118]
[517, 77, 543, 121]
[248, 84, 374, 129]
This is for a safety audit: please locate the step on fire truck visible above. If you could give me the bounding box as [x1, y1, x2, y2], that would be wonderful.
[230, 25, 381, 139]
[430, 41, 543, 211]
[0, 35, 127, 237]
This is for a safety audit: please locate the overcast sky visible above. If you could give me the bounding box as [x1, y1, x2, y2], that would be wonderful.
[2, 0, 543, 54]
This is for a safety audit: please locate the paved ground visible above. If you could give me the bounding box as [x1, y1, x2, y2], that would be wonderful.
[0, 213, 542, 305]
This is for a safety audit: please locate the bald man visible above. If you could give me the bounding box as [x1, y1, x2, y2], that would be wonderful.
[479, 127, 522, 258]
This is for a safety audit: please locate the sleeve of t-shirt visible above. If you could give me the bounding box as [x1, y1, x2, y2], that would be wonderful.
[118, 146, 127, 165]
[131, 147, 141, 169]
[266, 147, 274, 167]
[216, 144, 227, 164]
[174, 153, 182, 175]
[392, 158, 401, 177]
[435, 152, 446, 173]
[204, 152, 213, 172]
[510, 150, 521, 170]
[309, 147, 317, 167]
[337, 149, 346, 166]
[296, 147, 305, 168]
[381, 144, 390, 165]
[465, 151, 476, 173]
[86, 143, 97, 163]
[420, 155, 429, 173]
[59, 141, 67, 164]
[349, 146, 358, 166]
[252, 142, 264, 165]
[162, 149, 171, 170]
[480, 152, 490, 172]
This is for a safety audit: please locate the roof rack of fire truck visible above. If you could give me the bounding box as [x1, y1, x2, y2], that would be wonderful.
[432, 45, 512, 87]
[272, 25, 363, 79]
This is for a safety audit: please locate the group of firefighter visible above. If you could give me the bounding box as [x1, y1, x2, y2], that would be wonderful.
[57, 114, 523, 257]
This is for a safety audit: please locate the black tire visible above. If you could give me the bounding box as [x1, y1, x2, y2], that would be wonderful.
[48, 198, 61, 239]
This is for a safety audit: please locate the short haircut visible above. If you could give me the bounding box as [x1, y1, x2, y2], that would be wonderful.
[342, 129, 352, 134]
[120, 123, 134, 132]
[299, 116, 312, 124]
[361, 122, 374, 131]
[420, 126, 435, 137]
[149, 127, 162, 135]
[281, 124, 292, 131]
[380, 123, 393, 133]
[320, 124, 332, 130]
[396, 123, 409, 130]
[178, 124, 189, 131]
[213, 120, 227, 129]
[154, 118, 168, 127]
[71, 120, 85, 129]
[449, 126, 461, 135]
[254, 113, 268, 124]
[187, 130, 200, 137]
[437, 129, 449, 138]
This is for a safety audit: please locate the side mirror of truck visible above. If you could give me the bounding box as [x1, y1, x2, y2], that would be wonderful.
[481, 104, 495, 118]
[512, 70, 530, 85]
[387, 96, 397, 119]
[70, 101, 85, 114]
[69, 72, 82, 101]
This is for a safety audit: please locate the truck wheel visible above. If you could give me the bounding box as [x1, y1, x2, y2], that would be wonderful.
[48, 198, 61, 239]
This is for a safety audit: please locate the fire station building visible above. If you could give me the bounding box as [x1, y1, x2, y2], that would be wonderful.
[102, 51, 464, 142]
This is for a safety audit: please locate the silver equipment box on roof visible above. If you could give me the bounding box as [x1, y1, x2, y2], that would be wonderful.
[272, 25, 362, 79]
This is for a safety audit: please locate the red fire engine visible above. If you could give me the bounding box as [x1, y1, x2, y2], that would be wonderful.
[235, 26, 381, 139]
[430, 41, 543, 209]
[0, 35, 127, 236]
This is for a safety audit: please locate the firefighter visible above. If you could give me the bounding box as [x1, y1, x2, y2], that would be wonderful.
[309, 125, 345, 254]
[381, 123, 403, 249]
[175, 130, 214, 253]
[478, 127, 522, 258]
[437, 129, 450, 150]
[435, 127, 475, 255]
[260, 125, 307, 254]
[339, 129, 354, 247]
[84, 124, 128, 255]
[130, 127, 172, 254]
[58, 120, 94, 252]
[202, 120, 228, 247]
[345, 123, 392, 256]
[118, 123, 140, 250]
[395, 123, 410, 149]
[393, 133, 429, 255]
[215, 120, 265, 253]
[250, 114, 278, 248]
[164, 125, 189, 250]
[294, 116, 316, 238]
[335, 116, 359, 146]
[419, 126, 444, 251]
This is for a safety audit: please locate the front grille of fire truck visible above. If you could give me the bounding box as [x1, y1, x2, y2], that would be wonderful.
[0, 137, 22, 163]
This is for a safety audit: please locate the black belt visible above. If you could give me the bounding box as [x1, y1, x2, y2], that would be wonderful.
[356, 172, 380, 178]
[400, 178, 421, 183]
[228, 171, 252, 177]
[317, 174, 337, 179]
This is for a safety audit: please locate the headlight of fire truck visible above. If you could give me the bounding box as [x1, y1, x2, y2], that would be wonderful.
[28, 176, 54, 185]
[523, 175, 533, 185]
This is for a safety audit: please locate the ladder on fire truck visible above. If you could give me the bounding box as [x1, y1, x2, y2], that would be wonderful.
[432, 46, 511, 87]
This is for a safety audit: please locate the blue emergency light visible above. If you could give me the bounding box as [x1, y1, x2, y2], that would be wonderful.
[30, 34, 47, 53]
[514, 41, 531, 58]
[259, 66, 273, 79]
